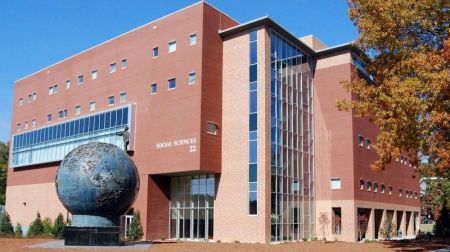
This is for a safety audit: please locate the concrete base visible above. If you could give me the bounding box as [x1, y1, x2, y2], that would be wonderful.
[64, 226, 122, 246]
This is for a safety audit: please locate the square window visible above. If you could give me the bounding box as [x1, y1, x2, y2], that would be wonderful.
[75, 105, 81, 115]
[168, 78, 176, 90]
[120, 92, 127, 103]
[89, 101, 96, 111]
[207, 122, 218, 135]
[168, 41, 176, 53]
[190, 33, 197, 45]
[110, 63, 117, 73]
[331, 178, 341, 189]
[108, 96, 115, 105]
[47, 114, 52, 122]
[152, 47, 159, 58]
[78, 75, 84, 85]
[151, 83, 157, 94]
[66, 80, 71, 89]
[121, 59, 127, 69]
[19, 98, 23, 106]
[188, 72, 196, 84]
[91, 70, 97, 80]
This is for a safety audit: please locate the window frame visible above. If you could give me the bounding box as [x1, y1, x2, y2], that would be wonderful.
[78, 75, 84, 85]
[110, 62, 117, 73]
[330, 178, 341, 190]
[121, 59, 127, 69]
[150, 83, 157, 95]
[168, 40, 176, 53]
[75, 105, 81, 115]
[152, 47, 159, 58]
[91, 69, 98, 80]
[168, 78, 176, 90]
[206, 121, 218, 136]
[190, 33, 197, 46]
[119, 92, 127, 103]
[188, 72, 196, 85]
[108, 95, 115, 106]
[89, 101, 96, 111]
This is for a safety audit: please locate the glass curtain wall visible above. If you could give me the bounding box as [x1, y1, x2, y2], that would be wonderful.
[11, 106, 130, 167]
[270, 30, 314, 241]
[169, 175, 215, 240]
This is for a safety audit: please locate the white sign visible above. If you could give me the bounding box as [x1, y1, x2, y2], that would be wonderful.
[155, 137, 197, 152]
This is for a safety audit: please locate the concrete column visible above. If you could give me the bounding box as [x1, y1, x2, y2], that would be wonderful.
[400, 210, 406, 238]
[366, 208, 375, 240]
[379, 209, 387, 239]
[392, 210, 398, 238]
[407, 212, 414, 237]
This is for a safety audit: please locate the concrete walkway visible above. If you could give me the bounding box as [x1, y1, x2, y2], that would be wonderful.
[28, 240, 152, 249]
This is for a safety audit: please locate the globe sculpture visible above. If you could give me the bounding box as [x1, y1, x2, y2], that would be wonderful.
[55, 142, 139, 246]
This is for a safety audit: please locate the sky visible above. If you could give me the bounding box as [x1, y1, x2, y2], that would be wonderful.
[0, 0, 358, 143]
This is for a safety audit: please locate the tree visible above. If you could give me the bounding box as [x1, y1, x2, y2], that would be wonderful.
[42, 217, 53, 235]
[380, 219, 396, 240]
[318, 212, 330, 243]
[0, 212, 14, 235]
[127, 211, 143, 241]
[339, 0, 450, 172]
[51, 213, 66, 239]
[434, 203, 450, 236]
[357, 214, 369, 241]
[28, 212, 44, 237]
[0, 142, 9, 205]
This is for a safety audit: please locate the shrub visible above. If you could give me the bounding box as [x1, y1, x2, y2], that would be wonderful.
[42, 217, 53, 235]
[15, 223, 23, 238]
[0, 212, 14, 235]
[28, 212, 44, 237]
[51, 213, 66, 239]
[434, 204, 450, 237]
[127, 211, 143, 241]
[380, 219, 396, 240]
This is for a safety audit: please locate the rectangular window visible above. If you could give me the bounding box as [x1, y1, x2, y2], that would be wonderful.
[190, 33, 197, 45]
[32, 92, 37, 101]
[108, 96, 115, 105]
[249, 64, 257, 82]
[28, 94, 32, 102]
[78, 75, 84, 85]
[151, 83, 157, 94]
[16, 123, 21, 131]
[366, 138, 371, 149]
[381, 184, 385, 193]
[91, 70, 97, 80]
[188, 72, 196, 84]
[168, 78, 176, 90]
[32, 119, 36, 127]
[89, 101, 95, 111]
[19, 98, 23, 106]
[331, 178, 341, 189]
[66, 80, 70, 89]
[207, 122, 218, 135]
[120, 92, 127, 103]
[358, 135, 364, 147]
[75, 105, 81, 115]
[121, 59, 127, 69]
[168, 41, 176, 53]
[48, 86, 54, 95]
[47, 114, 52, 122]
[58, 110, 64, 119]
[152, 47, 159, 58]
[63, 109, 68, 117]
[110, 63, 117, 73]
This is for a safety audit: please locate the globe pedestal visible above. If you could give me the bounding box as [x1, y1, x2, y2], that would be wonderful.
[64, 226, 122, 246]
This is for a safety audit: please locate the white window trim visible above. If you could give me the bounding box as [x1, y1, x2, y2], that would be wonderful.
[78, 75, 84, 85]
[119, 92, 127, 103]
[75, 105, 81, 115]
[89, 101, 96, 111]
[110, 62, 117, 73]
[190, 33, 197, 46]
[330, 178, 341, 190]
[152, 47, 159, 58]
[168, 40, 176, 53]
[168, 78, 176, 90]
[121, 59, 127, 69]
[91, 70, 98, 80]
[151, 83, 157, 95]
[108, 95, 115, 106]
[188, 72, 196, 85]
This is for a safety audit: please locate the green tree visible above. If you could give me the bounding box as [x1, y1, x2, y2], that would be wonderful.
[51, 213, 66, 239]
[0, 142, 9, 205]
[15, 223, 23, 238]
[42, 217, 53, 235]
[340, 0, 450, 172]
[0, 212, 14, 235]
[28, 212, 44, 237]
[127, 211, 143, 241]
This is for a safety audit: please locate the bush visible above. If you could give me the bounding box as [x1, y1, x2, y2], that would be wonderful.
[127, 211, 143, 241]
[434, 204, 450, 237]
[380, 219, 396, 240]
[0, 212, 14, 235]
[28, 212, 44, 237]
[15, 223, 23, 238]
[51, 213, 66, 239]
[42, 217, 53, 235]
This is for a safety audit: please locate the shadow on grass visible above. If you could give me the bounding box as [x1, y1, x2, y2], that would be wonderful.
[383, 238, 450, 251]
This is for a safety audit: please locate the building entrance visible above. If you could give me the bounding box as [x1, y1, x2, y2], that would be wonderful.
[169, 175, 214, 240]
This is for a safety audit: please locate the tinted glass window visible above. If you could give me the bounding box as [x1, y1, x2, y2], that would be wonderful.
[122, 107, 128, 124]
[249, 64, 257, 82]
[105, 112, 111, 128]
[100, 113, 105, 130]
[250, 91, 257, 113]
[249, 164, 257, 182]
[249, 113, 257, 131]
[111, 110, 117, 127]
[249, 140, 257, 163]
[117, 109, 122, 126]
[94, 115, 100, 131]
[250, 42, 257, 64]
[89, 116, 94, 132]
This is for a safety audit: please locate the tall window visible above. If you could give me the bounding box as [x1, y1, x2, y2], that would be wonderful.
[168, 78, 176, 90]
[110, 63, 117, 73]
[358, 135, 364, 146]
[249, 29, 258, 215]
[28, 94, 32, 102]
[168, 41, 176, 53]
[381, 184, 385, 193]
[75, 105, 81, 115]
[190, 33, 197, 45]
[66, 80, 71, 89]
[48, 86, 54, 95]
[366, 138, 371, 149]
[32, 92, 37, 101]
[120, 92, 127, 103]
[367, 181, 372, 191]
[19, 98, 23, 106]
[89, 101, 96, 111]
[16, 123, 21, 131]
[121, 59, 127, 69]
[374, 182, 378, 192]
[91, 70, 98, 80]
[388, 185, 393, 195]
[24, 121, 28, 129]
[153, 47, 159, 58]
[108, 96, 115, 105]
[47, 114, 52, 122]
[151, 83, 157, 94]
[78, 75, 84, 85]
[188, 72, 196, 84]
[360, 179, 365, 190]
[32, 119, 36, 127]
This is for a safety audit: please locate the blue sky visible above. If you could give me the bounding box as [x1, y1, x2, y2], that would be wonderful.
[0, 0, 358, 143]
